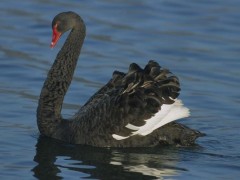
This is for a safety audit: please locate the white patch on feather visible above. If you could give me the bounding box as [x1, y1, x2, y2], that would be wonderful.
[140, 100, 190, 135]
[126, 123, 140, 130]
[112, 99, 190, 140]
[112, 134, 129, 140]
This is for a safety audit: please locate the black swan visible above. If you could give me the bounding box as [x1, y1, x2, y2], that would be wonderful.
[37, 11, 204, 147]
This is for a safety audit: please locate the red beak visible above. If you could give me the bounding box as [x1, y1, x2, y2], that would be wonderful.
[50, 24, 61, 48]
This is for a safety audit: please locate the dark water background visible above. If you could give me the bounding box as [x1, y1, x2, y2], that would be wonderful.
[1, 0, 240, 179]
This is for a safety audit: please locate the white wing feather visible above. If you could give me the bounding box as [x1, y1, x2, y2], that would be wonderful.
[112, 99, 190, 140]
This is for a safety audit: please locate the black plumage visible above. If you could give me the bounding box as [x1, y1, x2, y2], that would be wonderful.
[37, 11, 204, 147]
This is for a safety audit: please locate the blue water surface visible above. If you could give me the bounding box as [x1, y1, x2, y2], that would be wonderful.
[0, 0, 240, 179]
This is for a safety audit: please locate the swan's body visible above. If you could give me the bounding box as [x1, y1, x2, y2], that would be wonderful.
[37, 11, 203, 147]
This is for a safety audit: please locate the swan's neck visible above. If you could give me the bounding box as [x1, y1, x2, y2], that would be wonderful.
[37, 23, 86, 137]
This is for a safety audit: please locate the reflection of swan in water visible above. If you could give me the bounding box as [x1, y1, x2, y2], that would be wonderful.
[125, 165, 178, 178]
[110, 156, 182, 178]
[32, 136, 187, 179]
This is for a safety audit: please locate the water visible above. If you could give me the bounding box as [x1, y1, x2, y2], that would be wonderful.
[0, 0, 240, 179]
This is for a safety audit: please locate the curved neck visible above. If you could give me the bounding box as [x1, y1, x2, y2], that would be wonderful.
[37, 21, 86, 137]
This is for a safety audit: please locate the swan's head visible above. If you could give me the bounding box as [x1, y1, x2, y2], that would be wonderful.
[50, 11, 82, 48]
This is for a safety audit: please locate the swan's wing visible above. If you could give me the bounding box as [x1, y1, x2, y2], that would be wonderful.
[74, 60, 190, 140]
